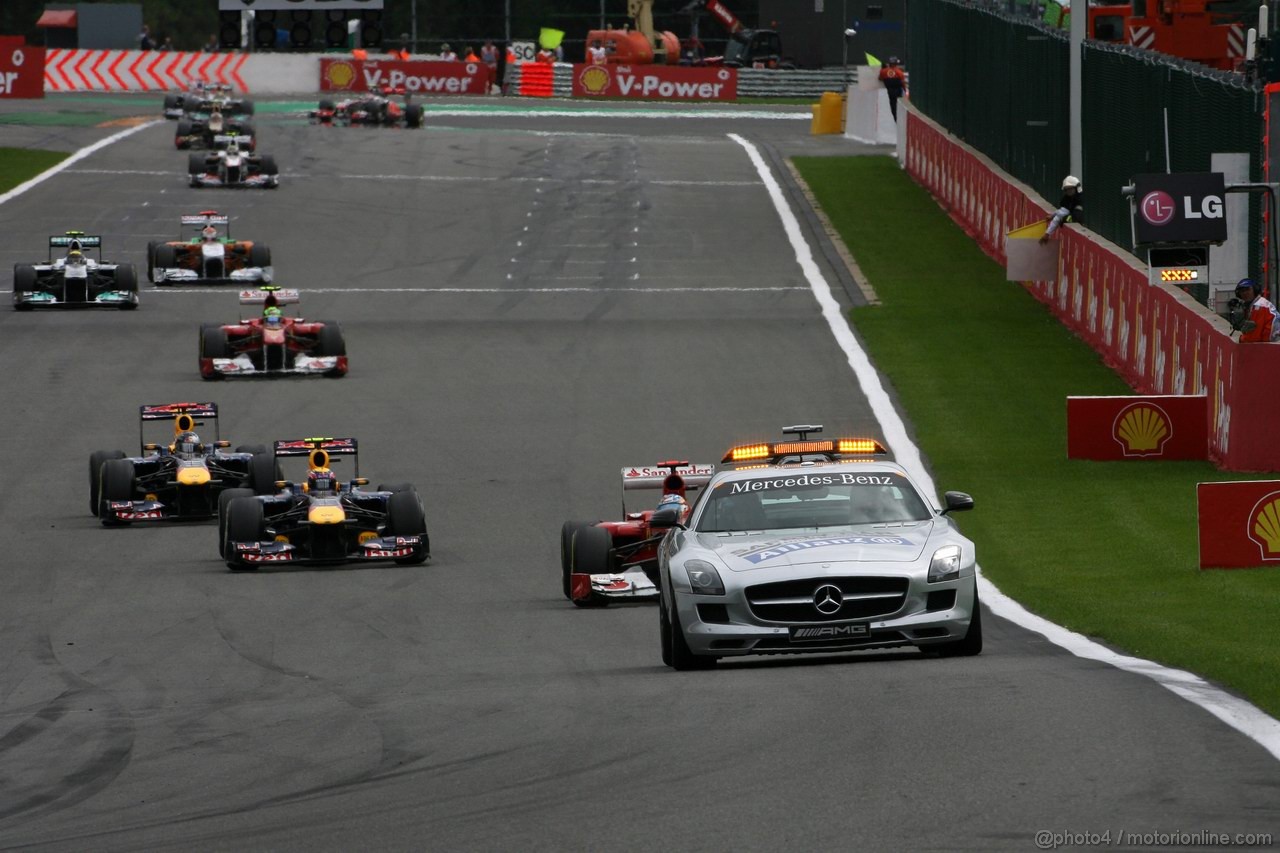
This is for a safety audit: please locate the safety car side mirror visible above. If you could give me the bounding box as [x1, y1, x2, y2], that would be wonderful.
[940, 491, 974, 515]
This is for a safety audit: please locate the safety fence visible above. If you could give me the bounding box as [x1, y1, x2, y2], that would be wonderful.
[903, 106, 1280, 471]
[508, 63, 854, 99]
[906, 1, 1266, 270]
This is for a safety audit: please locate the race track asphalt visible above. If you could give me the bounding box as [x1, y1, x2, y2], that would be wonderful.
[0, 96, 1277, 852]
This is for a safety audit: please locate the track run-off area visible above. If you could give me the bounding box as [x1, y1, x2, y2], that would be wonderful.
[1, 96, 1278, 851]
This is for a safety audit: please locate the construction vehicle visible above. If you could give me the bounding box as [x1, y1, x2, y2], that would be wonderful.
[585, 0, 792, 69]
[1046, 0, 1249, 72]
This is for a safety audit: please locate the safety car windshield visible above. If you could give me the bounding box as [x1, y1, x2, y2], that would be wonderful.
[695, 471, 931, 532]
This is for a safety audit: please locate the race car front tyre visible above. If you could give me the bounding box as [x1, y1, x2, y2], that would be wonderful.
[405, 104, 424, 128]
[386, 490, 429, 565]
[89, 449, 126, 515]
[569, 524, 612, 608]
[218, 487, 253, 558]
[13, 264, 36, 310]
[666, 598, 716, 670]
[259, 155, 279, 176]
[241, 99, 255, 116]
[317, 323, 346, 358]
[560, 521, 593, 599]
[98, 458, 135, 526]
[163, 94, 180, 113]
[931, 596, 983, 657]
[200, 324, 229, 362]
[145, 241, 160, 282]
[318, 99, 335, 112]
[175, 119, 192, 149]
[188, 153, 206, 176]
[225, 496, 265, 571]
[153, 246, 177, 281]
[114, 264, 139, 309]
[248, 451, 280, 496]
[249, 243, 270, 269]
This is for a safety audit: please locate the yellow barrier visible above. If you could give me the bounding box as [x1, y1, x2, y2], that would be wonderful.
[810, 91, 845, 135]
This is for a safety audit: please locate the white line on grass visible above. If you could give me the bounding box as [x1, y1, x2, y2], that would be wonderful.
[727, 131, 1280, 763]
[0, 122, 163, 207]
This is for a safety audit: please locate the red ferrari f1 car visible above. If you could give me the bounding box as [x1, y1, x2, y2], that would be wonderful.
[561, 461, 714, 607]
[199, 287, 347, 379]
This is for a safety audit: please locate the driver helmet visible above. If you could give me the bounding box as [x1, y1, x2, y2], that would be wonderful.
[263, 306, 284, 328]
[208, 111, 224, 132]
[173, 431, 204, 459]
[656, 492, 690, 520]
[202, 224, 218, 241]
[306, 467, 337, 494]
[66, 249, 85, 266]
[225, 140, 239, 155]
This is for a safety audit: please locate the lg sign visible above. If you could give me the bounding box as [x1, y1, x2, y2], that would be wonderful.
[1133, 172, 1228, 244]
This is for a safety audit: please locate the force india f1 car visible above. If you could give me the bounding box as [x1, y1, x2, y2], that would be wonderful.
[13, 232, 139, 310]
[561, 461, 714, 607]
[189, 144, 279, 189]
[90, 402, 278, 526]
[655, 426, 980, 670]
[200, 287, 348, 379]
[174, 109, 256, 151]
[219, 438, 429, 570]
[147, 212, 272, 285]
[310, 87, 425, 128]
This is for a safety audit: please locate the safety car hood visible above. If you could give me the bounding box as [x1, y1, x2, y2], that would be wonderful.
[695, 524, 932, 571]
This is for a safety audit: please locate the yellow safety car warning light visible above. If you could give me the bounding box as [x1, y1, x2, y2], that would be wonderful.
[724, 443, 771, 462]
[774, 440, 835, 455]
[837, 438, 887, 455]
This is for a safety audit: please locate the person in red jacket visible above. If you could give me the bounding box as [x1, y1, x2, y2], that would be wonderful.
[878, 56, 907, 121]
[1233, 278, 1280, 342]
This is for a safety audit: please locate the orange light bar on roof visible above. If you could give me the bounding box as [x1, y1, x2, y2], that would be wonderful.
[774, 440, 835, 455]
[837, 438, 887, 454]
[724, 443, 771, 463]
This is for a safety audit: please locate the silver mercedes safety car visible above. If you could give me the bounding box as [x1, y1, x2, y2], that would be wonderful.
[655, 426, 980, 669]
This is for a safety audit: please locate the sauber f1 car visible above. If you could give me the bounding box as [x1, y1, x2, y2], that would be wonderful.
[654, 426, 980, 669]
[200, 287, 348, 379]
[174, 109, 256, 151]
[562, 461, 714, 607]
[90, 402, 278, 526]
[310, 87, 425, 128]
[164, 83, 255, 120]
[13, 232, 139, 310]
[189, 144, 279, 189]
[147, 212, 272, 285]
[220, 438, 429, 570]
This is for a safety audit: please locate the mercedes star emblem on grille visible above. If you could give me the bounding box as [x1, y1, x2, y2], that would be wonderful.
[813, 584, 843, 615]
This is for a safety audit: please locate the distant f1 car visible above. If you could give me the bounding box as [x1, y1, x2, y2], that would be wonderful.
[220, 437, 429, 570]
[310, 87, 424, 128]
[561, 461, 714, 607]
[164, 83, 254, 120]
[175, 109, 256, 151]
[200, 287, 348, 379]
[90, 402, 278, 526]
[13, 232, 138, 310]
[147, 211, 272, 285]
[189, 144, 278, 189]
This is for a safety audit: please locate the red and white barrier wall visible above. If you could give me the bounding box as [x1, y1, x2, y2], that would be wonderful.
[44, 49, 248, 92]
[902, 106, 1280, 471]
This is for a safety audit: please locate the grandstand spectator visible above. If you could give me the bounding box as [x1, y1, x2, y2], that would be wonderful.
[588, 39, 607, 65]
[1232, 279, 1280, 343]
[440, 43, 458, 62]
[482, 41, 499, 90]
[464, 46, 480, 62]
[878, 56, 907, 121]
[202, 33, 219, 53]
[158, 36, 174, 52]
[388, 35, 411, 60]
[138, 24, 154, 51]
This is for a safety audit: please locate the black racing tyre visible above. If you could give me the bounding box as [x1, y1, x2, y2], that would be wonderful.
[235, 444, 266, 455]
[932, 594, 984, 657]
[240, 99, 255, 116]
[318, 99, 335, 111]
[259, 155, 279, 176]
[405, 104, 424, 128]
[163, 94, 180, 112]
[248, 243, 270, 268]
[153, 245, 177, 277]
[200, 324, 229, 360]
[248, 451, 280, 495]
[386, 490, 429, 565]
[660, 598, 674, 666]
[218, 487, 254, 558]
[113, 264, 139, 310]
[145, 241, 159, 282]
[377, 483, 415, 494]
[225, 496, 265, 570]
[317, 323, 346, 357]
[560, 520, 593, 600]
[13, 263, 36, 309]
[89, 449, 126, 515]
[569, 524, 612, 608]
[667, 595, 716, 670]
[188, 153, 206, 175]
[175, 118, 192, 148]
[239, 121, 256, 139]
[98, 458, 135, 526]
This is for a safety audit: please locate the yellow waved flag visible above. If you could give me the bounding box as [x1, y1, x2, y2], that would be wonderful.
[865, 53, 881, 67]
[539, 28, 565, 50]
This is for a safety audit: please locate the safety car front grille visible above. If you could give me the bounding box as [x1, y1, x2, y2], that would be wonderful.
[745, 576, 908, 623]
[753, 630, 908, 652]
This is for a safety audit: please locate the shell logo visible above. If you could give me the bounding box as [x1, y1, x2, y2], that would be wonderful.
[326, 61, 357, 91]
[1247, 492, 1280, 561]
[578, 65, 611, 95]
[1111, 402, 1171, 456]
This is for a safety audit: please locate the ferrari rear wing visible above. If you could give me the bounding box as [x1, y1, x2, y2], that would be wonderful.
[240, 288, 299, 306]
[621, 463, 714, 491]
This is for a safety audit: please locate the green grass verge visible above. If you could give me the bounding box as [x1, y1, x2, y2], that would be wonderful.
[793, 154, 1280, 717]
[0, 148, 68, 194]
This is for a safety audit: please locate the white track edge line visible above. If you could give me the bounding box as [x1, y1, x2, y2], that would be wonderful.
[727, 131, 1280, 763]
[0, 121, 163, 208]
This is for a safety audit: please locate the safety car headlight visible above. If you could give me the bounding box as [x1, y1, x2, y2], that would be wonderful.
[682, 559, 725, 596]
[928, 545, 962, 583]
